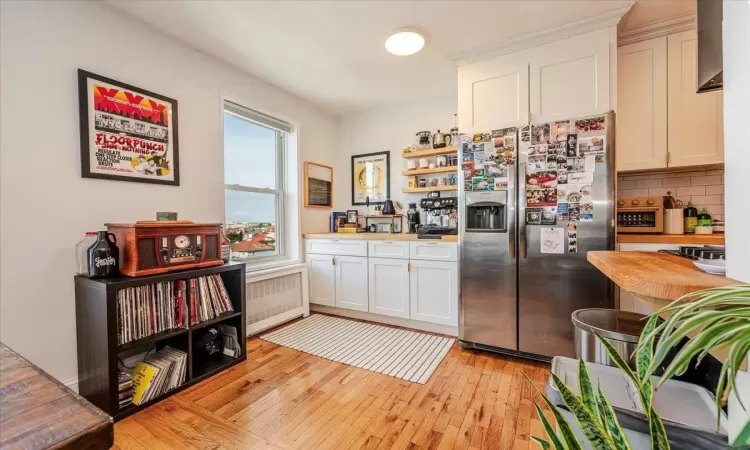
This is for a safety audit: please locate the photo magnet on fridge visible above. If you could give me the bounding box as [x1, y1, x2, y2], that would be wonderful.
[566, 134, 578, 157]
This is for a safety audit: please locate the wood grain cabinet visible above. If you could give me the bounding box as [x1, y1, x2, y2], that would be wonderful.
[617, 30, 724, 171]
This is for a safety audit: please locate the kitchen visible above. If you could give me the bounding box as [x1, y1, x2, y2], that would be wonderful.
[1, 0, 748, 449]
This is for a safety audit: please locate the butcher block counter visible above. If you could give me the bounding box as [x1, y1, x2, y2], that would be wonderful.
[587, 251, 739, 301]
[303, 233, 458, 242]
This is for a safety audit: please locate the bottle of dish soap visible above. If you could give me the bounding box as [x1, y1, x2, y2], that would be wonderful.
[684, 201, 698, 233]
[697, 207, 712, 227]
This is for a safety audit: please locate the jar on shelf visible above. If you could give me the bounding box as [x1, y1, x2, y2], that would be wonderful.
[76, 232, 98, 276]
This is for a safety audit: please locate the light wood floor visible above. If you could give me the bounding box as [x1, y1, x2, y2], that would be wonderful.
[113, 324, 553, 450]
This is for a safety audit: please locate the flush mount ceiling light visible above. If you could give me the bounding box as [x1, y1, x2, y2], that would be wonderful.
[384, 28, 426, 56]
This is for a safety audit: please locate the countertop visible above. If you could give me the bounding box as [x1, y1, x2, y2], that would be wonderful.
[617, 233, 725, 245]
[303, 233, 458, 242]
[587, 251, 740, 301]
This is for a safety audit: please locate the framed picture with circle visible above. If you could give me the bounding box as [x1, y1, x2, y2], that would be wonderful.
[351, 151, 390, 205]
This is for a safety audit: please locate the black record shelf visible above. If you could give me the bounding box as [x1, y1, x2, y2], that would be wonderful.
[74, 262, 246, 421]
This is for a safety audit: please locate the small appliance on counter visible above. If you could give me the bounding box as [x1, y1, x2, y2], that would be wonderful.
[417, 192, 457, 238]
[432, 130, 452, 149]
[407, 203, 420, 234]
[616, 196, 664, 233]
[106, 221, 225, 277]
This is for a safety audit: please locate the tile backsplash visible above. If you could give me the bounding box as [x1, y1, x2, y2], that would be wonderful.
[617, 168, 724, 221]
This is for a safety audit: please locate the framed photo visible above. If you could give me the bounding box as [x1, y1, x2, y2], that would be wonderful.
[351, 151, 390, 205]
[304, 161, 333, 208]
[346, 210, 358, 224]
[78, 69, 179, 185]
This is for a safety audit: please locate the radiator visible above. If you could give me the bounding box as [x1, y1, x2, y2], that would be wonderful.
[245, 263, 310, 336]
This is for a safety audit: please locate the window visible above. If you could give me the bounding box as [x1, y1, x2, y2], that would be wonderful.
[223, 101, 290, 261]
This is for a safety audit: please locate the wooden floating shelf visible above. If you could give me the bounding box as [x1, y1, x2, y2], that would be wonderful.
[401, 146, 457, 159]
[402, 186, 458, 193]
[357, 214, 404, 218]
[402, 166, 459, 176]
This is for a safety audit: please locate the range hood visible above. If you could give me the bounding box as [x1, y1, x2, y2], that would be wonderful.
[696, 0, 723, 93]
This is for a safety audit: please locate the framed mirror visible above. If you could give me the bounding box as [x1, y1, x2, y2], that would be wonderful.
[304, 161, 333, 208]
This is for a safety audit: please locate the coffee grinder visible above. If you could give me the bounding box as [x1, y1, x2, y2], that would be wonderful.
[407, 203, 420, 233]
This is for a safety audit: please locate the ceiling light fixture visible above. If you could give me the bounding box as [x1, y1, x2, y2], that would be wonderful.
[384, 28, 426, 56]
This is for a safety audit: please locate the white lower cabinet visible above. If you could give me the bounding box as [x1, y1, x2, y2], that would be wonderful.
[368, 257, 410, 319]
[409, 260, 458, 327]
[334, 256, 369, 312]
[307, 254, 335, 307]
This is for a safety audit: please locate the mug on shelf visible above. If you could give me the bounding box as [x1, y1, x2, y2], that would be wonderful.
[406, 159, 417, 170]
[419, 158, 429, 169]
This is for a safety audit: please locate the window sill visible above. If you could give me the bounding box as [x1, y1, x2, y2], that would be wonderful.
[243, 258, 303, 274]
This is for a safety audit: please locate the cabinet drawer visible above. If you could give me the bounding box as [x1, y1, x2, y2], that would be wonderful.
[305, 239, 368, 257]
[368, 240, 410, 259]
[409, 241, 457, 262]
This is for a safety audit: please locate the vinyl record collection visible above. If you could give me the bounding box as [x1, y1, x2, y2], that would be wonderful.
[189, 275, 234, 325]
[118, 371, 133, 409]
[116, 281, 188, 345]
[131, 346, 187, 406]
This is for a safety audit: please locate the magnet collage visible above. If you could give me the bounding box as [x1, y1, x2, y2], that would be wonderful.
[521, 115, 606, 232]
[463, 128, 516, 192]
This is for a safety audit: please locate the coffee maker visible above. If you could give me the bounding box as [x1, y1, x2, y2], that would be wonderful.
[418, 192, 458, 237]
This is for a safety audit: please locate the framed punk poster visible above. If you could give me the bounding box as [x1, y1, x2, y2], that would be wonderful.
[351, 151, 390, 205]
[78, 69, 180, 185]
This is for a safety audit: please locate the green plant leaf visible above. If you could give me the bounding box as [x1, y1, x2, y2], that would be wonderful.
[531, 436, 552, 450]
[594, 332, 639, 387]
[534, 403, 566, 450]
[578, 358, 599, 421]
[597, 384, 631, 450]
[521, 371, 583, 450]
[647, 406, 670, 450]
[551, 373, 616, 449]
[730, 416, 750, 448]
[636, 315, 659, 411]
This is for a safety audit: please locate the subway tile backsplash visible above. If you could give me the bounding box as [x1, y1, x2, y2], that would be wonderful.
[618, 169, 724, 221]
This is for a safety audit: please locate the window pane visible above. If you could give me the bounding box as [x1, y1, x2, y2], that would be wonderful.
[225, 190, 278, 259]
[224, 112, 278, 189]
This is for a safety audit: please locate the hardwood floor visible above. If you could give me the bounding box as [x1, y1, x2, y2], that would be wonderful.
[113, 327, 553, 450]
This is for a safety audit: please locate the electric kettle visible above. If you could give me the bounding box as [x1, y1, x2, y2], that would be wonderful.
[432, 130, 452, 149]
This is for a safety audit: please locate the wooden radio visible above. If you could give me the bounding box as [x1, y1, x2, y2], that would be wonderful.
[105, 221, 224, 277]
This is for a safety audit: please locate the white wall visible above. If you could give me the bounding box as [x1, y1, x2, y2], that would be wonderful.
[722, 0, 750, 284]
[335, 95, 458, 217]
[0, 0, 339, 384]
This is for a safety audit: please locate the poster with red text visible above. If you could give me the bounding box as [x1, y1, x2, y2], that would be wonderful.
[79, 70, 179, 185]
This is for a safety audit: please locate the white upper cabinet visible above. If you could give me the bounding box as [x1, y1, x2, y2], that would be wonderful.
[368, 257, 410, 319]
[617, 37, 668, 171]
[334, 256, 369, 312]
[666, 30, 724, 167]
[458, 27, 614, 131]
[529, 27, 612, 123]
[458, 62, 529, 133]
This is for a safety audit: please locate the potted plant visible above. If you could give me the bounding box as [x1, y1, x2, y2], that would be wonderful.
[525, 285, 750, 449]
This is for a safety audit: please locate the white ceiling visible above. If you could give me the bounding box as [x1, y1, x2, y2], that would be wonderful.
[106, 0, 691, 117]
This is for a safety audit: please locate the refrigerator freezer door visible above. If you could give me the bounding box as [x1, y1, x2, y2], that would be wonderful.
[460, 171, 518, 350]
[517, 113, 616, 358]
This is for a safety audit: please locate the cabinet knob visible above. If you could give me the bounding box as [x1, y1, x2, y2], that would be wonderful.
[617, 199, 625, 206]
[631, 199, 640, 206]
[646, 198, 655, 206]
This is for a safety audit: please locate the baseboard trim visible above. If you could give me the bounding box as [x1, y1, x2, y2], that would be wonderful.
[310, 305, 458, 337]
[64, 377, 79, 394]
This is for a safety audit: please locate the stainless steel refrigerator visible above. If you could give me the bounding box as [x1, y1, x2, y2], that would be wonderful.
[458, 112, 615, 360]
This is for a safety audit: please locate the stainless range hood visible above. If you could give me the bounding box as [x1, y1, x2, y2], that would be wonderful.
[696, 0, 723, 93]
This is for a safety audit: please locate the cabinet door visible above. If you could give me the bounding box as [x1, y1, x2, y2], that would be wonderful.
[458, 61, 529, 133]
[334, 256, 368, 312]
[409, 260, 457, 327]
[368, 257, 410, 319]
[529, 27, 611, 122]
[307, 254, 335, 307]
[667, 30, 724, 167]
[617, 37, 668, 171]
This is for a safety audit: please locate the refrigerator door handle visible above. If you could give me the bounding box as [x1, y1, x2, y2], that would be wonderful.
[518, 162, 527, 259]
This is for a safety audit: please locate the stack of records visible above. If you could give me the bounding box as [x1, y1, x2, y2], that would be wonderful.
[117, 281, 188, 345]
[131, 346, 187, 406]
[219, 324, 240, 358]
[118, 371, 133, 409]
[189, 275, 234, 325]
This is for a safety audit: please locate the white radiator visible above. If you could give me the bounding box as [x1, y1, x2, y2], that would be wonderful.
[245, 263, 310, 336]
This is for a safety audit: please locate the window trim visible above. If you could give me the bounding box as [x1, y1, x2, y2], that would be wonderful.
[222, 103, 287, 263]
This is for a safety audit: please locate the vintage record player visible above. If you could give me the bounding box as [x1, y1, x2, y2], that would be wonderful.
[105, 221, 224, 277]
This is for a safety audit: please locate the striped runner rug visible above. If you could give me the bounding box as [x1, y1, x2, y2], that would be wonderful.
[260, 314, 454, 384]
